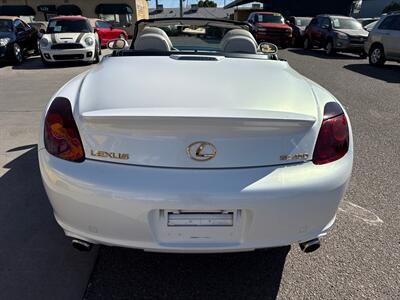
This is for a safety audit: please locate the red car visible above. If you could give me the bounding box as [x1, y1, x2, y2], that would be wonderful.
[247, 12, 292, 47]
[90, 18, 128, 47]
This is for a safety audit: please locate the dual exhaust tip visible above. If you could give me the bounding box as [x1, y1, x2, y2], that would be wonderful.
[71, 238, 321, 253]
[299, 238, 321, 253]
[71, 239, 92, 252]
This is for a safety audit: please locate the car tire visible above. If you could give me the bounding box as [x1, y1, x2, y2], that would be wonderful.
[303, 37, 311, 50]
[13, 43, 24, 64]
[40, 54, 51, 67]
[93, 47, 100, 64]
[33, 40, 40, 56]
[291, 36, 297, 48]
[325, 40, 335, 56]
[369, 44, 386, 67]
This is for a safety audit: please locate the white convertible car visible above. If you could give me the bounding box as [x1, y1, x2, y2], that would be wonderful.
[39, 18, 353, 254]
[39, 16, 100, 65]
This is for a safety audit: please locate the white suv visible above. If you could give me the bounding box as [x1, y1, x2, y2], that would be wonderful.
[365, 12, 400, 66]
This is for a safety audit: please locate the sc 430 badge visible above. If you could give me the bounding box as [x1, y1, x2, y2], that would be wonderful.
[280, 153, 309, 161]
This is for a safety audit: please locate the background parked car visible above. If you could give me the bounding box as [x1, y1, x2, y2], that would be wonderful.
[304, 15, 369, 57]
[39, 16, 101, 65]
[365, 11, 400, 66]
[247, 12, 292, 48]
[0, 16, 38, 64]
[286, 16, 312, 47]
[364, 20, 379, 32]
[90, 18, 128, 47]
[357, 17, 380, 27]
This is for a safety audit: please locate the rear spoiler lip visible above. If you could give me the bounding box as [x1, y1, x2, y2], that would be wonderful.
[81, 108, 316, 126]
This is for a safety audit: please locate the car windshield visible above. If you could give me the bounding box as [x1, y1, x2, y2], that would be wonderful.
[255, 14, 284, 24]
[332, 18, 362, 30]
[0, 19, 13, 32]
[295, 17, 312, 26]
[365, 20, 378, 31]
[47, 19, 91, 33]
[132, 19, 251, 52]
[96, 21, 111, 29]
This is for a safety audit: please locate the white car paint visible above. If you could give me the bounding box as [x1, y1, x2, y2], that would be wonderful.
[38, 54, 353, 253]
[39, 32, 99, 63]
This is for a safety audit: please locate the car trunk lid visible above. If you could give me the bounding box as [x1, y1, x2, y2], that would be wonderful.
[76, 56, 320, 168]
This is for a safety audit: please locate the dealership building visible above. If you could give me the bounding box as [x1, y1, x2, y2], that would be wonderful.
[0, 0, 148, 35]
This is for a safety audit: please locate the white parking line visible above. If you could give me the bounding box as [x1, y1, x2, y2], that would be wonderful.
[339, 201, 384, 226]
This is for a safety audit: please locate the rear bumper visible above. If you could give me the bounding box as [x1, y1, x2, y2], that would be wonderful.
[39, 150, 352, 253]
[40, 46, 96, 62]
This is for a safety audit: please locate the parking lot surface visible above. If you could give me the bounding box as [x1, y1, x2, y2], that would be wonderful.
[0, 49, 399, 300]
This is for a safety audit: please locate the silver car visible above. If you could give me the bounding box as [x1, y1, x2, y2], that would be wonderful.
[365, 12, 400, 66]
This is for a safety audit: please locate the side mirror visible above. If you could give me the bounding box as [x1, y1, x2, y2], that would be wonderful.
[259, 42, 278, 55]
[107, 38, 128, 50]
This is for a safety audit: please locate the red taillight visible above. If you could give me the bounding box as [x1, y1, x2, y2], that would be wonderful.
[44, 97, 85, 162]
[313, 102, 349, 165]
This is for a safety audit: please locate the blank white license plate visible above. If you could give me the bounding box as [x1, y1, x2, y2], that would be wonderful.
[167, 211, 234, 227]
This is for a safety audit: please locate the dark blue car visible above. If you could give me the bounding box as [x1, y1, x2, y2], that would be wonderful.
[0, 16, 38, 64]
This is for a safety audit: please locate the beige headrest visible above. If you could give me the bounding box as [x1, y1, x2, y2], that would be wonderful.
[134, 27, 173, 51]
[220, 29, 258, 54]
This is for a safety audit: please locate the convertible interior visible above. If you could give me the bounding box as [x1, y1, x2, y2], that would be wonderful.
[133, 26, 259, 54]
[110, 18, 278, 59]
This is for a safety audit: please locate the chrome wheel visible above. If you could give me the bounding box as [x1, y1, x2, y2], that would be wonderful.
[369, 44, 386, 66]
[14, 43, 23, 63]
[370, 48, 381, 64]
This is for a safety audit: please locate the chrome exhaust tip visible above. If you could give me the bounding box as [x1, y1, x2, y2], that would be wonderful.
[299, 238, 320, 253]
[71, 239, 92, 252]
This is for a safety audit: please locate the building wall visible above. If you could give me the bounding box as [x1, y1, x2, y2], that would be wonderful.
[0, 0, 148, 35]
[0, 0, 148, 21]
[358, 0, 393, 17]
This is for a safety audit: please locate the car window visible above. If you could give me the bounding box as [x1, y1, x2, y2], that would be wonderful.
[47, 19, 91, 33]
[0, 19, 13, 32]
[393, 16, 400, 30]
[96, 20, 111, 29]
[14, 19, 27, 32]
[309, 18, 318, 26]
[255, 14, 284, 24]
[296, 17, 312, 26]
[320, 18, 331, 28]
[20, 20, 30, 30]
[380, 15, 400, 30]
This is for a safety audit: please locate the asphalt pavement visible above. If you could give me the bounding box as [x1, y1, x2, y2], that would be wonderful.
[0, 48, 399, 300]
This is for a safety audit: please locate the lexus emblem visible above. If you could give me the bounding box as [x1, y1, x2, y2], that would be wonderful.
[187, 141, 217, 161]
